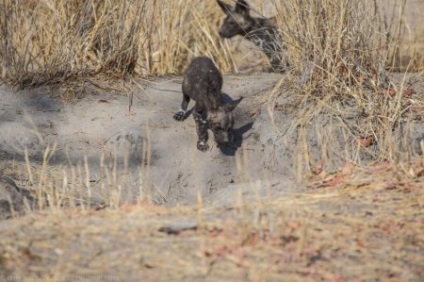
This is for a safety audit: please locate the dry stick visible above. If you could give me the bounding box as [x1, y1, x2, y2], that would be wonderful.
[196, 190, 208, 275]
[143, 120, 152, 203]
[24, 148, 34, 185]
[84, 154, 91, 210]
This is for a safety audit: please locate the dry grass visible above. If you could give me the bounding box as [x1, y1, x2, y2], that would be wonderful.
[0, 0, 239, 89]
[0, 161, 423, 281]
[141, 0, 237, 75]
[0, 0, 421, 86]
[0, 0, 146, 88]
[380, 0, 424, 72]
[0, 1, 423, 279]
[272, 0, 408, 94]
[251, 0, 424, 173]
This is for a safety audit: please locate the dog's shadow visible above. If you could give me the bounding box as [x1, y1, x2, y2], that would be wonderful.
[218, 93, 254, 156]
[218, 121, 254, 156]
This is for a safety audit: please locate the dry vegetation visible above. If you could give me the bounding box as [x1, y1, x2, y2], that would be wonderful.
[1, 161, 424, 280]
[0, 0, 239, 88]
[1, 0, 422, 84]
[0, 0, 423, 280]
[263, 0, 424, 171]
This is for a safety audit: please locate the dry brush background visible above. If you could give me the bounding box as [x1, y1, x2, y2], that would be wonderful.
[1, 0, 423, 83]
[0, 0, 423, 281]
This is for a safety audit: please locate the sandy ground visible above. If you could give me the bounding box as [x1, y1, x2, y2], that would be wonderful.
[2, 70, 424, 210]
[0, 72, 306, 210]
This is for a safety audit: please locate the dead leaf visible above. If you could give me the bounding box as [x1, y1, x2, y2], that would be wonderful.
[356, 135, 374, 148]
[341, 162, 353, 176]
[380, 221, 403, 234]
[355, 238, 366, 248]
[241, 232, 260, 246]
[372, 160, 391, 173]
[398, 182, 415, 193]
[403, 88, 416, 97]
[412, 163, 424, 177]
[280, 235, 299, 246]
[311, 160, 324, 175]
[325, 174, 343, 187]
[274, 103, 284, 111]
[379, 87, 396, 97]
[318, 170, 328, 179]
[328, 275, 345, 282]
[287, 221, 301, 231]
[313, 173, 344, 189]
[249, 109, 260, 117]
[205, 227, 224, 238]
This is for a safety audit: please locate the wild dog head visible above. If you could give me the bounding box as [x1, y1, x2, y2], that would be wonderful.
[207, 97, 243, 145]
[216, 0, 253, 38]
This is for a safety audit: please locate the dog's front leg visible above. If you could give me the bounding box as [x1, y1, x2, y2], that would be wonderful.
[193, 111, 209, 151]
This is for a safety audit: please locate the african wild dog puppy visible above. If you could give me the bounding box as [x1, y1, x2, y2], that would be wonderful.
[217, 0, 288, 72]
[174, 57, 243, 151]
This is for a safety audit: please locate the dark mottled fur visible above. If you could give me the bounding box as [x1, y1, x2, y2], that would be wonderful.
[174, 57, 242, 151]
[217, 0, 288, 72]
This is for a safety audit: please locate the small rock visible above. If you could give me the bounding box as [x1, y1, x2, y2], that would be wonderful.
[158, 220, 198, 235]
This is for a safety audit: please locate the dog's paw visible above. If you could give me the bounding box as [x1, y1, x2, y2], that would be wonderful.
[173, 110, 186, 121]
[197, 141, 209, 152]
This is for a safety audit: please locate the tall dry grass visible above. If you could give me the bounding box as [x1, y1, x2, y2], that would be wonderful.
[0, 0, 147, 89]
[0, 0, 239, 88]
[1, 0, 419, 86]
[263, 0, 423, 171]
[142, 0, 237, 75]
[275, 0, 402, 93]
[378, 0, 424, 72]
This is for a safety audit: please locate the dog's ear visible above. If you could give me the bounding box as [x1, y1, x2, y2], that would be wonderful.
[217, 0, 232, 15]
[225, 97, 243, 112]
[235, 0, 249, 14]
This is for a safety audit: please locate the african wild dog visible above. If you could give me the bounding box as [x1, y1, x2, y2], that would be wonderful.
[174, 57, 243, 151]
[217, 0, 287, 72]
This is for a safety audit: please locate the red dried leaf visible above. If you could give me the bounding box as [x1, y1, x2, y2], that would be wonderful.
[380, 221, 403, 234]
[372, 160, 391, 173]
[341, 162, 353, 176]
[314, 173, 345, 189]
[205, 245, 232, 257]
[356, 135, 374, 148]
[379, 87, 397, 97]
[318, 170, 328, 179]
[403, 88, 416, 97]
[398, 182, 414, 193]
[328, 275, 345, 282]
[326, 174, 343, 187]
[241, 232, 259, 246]
[287, 221, 301, 231]
[355, 238, 366, 248]
[205, 227, 224, 238]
